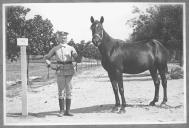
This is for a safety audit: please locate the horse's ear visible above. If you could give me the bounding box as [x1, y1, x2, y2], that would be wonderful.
[100, 16, 104, 24]
[90, 16, 94, 23]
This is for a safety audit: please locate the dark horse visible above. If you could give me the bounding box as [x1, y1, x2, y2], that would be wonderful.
[90, 16, 169, 113]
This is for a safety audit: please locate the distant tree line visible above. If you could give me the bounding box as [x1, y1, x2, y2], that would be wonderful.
[127, 5, 183, 65]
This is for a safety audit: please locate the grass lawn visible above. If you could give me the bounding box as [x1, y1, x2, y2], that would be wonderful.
[6, 59, 100, 85]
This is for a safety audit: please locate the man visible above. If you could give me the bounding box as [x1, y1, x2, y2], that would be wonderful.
[44, 31, 78, 116]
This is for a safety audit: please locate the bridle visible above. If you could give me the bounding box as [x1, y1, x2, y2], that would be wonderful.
[91, 23, 104, 46]
[93, 29, 103, 41]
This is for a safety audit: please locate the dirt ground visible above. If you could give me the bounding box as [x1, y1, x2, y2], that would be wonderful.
[5, 66, 186, 125]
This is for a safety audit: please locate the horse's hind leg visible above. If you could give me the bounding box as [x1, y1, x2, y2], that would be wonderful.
[117, 73, 126, 113]
[149, 68, 160, 106]
[158, 65, 168, 105]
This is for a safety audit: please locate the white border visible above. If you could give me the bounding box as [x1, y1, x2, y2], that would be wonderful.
[3, 3, 6, 125]
[2, 2, 186, 6]
[183, 2, 187, 123]
[3, 2, 187, 125]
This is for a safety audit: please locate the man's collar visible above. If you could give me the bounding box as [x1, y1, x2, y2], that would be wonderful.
[60, 43, 67, 47]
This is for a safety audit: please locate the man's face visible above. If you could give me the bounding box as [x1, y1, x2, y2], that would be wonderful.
[57, 35, 67, 44]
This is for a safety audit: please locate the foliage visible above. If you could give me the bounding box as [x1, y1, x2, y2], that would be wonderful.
[67, 39, 82, 63]
[68, 40, 101, 61]
[6, 6, 54, 61]
[169, 66, 183, 79]
[25, 15, 54, 56]
[6, 6, 100, 62]
[82, 41, 101, 59]
[6, 6, 30, 61]
[127, 5, 183, 51]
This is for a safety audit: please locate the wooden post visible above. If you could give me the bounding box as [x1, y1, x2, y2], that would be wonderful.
[17, 38, 28, 116]
[76, 63, 78, 71]
[47, 67, 49, 79]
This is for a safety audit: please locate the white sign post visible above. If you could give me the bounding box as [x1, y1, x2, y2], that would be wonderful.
[17, 38, 28, 116]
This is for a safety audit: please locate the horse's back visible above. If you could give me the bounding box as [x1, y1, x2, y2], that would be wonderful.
[127, 39, 169, 63]
[110, 39, 168, 74]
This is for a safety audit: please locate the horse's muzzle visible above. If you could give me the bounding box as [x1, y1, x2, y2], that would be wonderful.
[92, 38, 98, 47]
[92, 35, 102, 47]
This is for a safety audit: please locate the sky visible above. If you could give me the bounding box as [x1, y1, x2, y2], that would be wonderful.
[11, 3, 153, 43]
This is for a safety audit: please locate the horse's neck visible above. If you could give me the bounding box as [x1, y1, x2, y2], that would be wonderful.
[98, 30, 114, 57]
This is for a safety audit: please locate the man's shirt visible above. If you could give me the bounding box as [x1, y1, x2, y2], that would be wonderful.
[45, 43, 77, 62]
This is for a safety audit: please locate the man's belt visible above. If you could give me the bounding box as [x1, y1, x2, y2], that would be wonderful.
[57, 61, 72, 65]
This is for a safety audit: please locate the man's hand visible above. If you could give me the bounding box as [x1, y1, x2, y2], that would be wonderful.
[72, 62, 77, 67]
[47, 64, 51, 68]
[45, 60, 51, 65]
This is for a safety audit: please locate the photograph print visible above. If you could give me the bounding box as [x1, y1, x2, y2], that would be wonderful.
[4, 2, 186, 125]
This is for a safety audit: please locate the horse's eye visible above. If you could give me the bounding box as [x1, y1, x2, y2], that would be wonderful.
[97, 27, 101, 31]
[98, 24, 103, 30]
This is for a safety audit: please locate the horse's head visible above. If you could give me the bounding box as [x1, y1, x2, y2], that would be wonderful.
[90, 16, 104, 47]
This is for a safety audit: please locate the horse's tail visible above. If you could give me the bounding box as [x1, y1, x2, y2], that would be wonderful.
[151, 39, 169, 58]
[151, 39, 169, 73]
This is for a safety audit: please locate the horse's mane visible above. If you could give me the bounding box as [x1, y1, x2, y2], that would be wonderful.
[128, 39, 151, 44]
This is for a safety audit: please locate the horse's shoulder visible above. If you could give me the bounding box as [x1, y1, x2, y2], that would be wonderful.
[112, 39, 126, 47]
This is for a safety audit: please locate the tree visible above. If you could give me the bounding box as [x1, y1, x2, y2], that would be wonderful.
[6, 6, 54, 60]
[25, 15, 54, 56]
[127, 5, 183, 46]
[74, 40, 85, 58]
[127, 5, 183, 62]
[68, 38, 76, 47]
[68, 40, 101, 62]
[25, 15, 54, 82]
[82, 41, 101, 60]
[6, 6, 30, 61]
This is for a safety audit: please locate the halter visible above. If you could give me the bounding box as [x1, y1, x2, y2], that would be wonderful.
[92, 23, 104, 47]
[93, 30, 103, 41]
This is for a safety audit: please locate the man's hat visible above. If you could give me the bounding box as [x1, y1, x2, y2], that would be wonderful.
[56, 31, 69, 37]
[63, 32, 68, 36]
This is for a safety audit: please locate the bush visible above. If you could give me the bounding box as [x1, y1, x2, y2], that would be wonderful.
[169, 66, 183, 79]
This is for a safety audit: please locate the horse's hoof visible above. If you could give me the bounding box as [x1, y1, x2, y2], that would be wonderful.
[149, 101, 156, 106]
[111, 106, 119, 113]
[118, 108, 126, 114]
[160, 101, 167, 105]
[57, 112, 64, 117]
[160, 102, 168, 107]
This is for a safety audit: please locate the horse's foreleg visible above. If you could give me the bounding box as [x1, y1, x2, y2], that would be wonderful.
[109, 73, 120, 112]
[115, 72, 126, 114]
[149, 69, 160, 106]
[111, 80, 120, 112]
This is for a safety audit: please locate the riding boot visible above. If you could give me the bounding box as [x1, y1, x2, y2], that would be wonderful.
[64, 99, 73, 116]
[58, 99, 64, 117]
